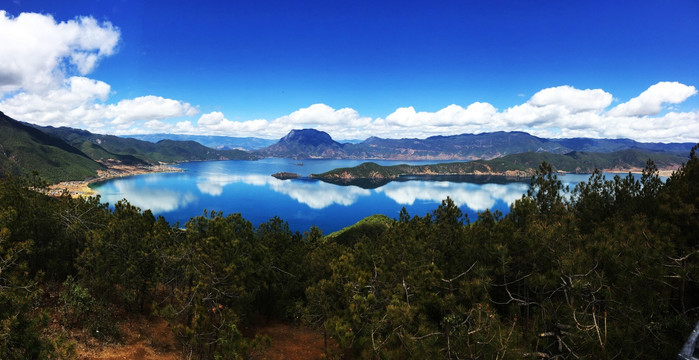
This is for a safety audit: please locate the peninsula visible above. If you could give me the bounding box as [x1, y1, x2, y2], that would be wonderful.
[310, 149, 687, 186]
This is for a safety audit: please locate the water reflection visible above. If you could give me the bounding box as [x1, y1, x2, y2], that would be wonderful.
[196, 173, 269, 196]
[91, 160, 600, 232]
[376, 181, 529, 211]
[196, 173, 371, 209]
[97, 180, 197, 213]
[269, 180, 371, 209]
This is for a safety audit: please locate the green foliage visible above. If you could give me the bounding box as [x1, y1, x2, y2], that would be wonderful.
[59, 276, 95, 327]
[0, 146, 696, 358]
[325, 214, 393, 247]
[0, 112, 102, 183]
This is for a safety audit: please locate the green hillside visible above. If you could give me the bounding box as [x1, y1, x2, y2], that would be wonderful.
[34, 125, 259, 164]
[325, 214, 394, 246]
[0, 112, 103, 183]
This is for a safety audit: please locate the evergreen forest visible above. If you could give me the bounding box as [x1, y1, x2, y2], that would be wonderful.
[0, 147, 697, 359]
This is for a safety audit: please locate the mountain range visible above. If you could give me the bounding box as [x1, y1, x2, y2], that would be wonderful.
[1, 110, 695, 184]
[123, 134, 277, 151]
[256, 128, 694, 160]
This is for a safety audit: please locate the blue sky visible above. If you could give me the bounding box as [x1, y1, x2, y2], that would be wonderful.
[1, 0, 698, 141]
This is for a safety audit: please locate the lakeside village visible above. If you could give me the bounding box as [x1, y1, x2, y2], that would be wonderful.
[46, 164, 183, 197]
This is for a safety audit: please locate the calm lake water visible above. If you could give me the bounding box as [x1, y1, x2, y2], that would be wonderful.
[90, 159, 595, 233]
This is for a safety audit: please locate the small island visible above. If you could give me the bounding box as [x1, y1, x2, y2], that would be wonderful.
[271, 172, 301, 180]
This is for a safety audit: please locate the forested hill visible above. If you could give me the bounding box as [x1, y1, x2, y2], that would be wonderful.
[258, 129, 695, 160]
[0, 146, 696, 359]
[0, 111, 260, 182]
[32, 124, 259, 164]
[310, 149, 689, 186]
[0, 111, 104, 182]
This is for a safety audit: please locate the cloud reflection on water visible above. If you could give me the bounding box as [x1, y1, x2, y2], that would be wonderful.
[375, 181, 529, 211]
[99, 181, 197, 213]
[195, 170, 530, 211]
[196, 173, 371, 209]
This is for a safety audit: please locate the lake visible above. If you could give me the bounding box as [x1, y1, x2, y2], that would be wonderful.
[90, 159, 595, 233]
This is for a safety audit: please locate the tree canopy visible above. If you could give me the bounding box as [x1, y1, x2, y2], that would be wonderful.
[0, 146, 696, 359]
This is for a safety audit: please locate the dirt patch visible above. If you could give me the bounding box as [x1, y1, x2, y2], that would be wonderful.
[250, 321, 343, 360]
[74, 315, 179, 360]
[64, 312, 338, 359]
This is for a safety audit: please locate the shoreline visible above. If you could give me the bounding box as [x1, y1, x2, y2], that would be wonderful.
[45, 160, 680, 198]
[47, 164, 184, 198]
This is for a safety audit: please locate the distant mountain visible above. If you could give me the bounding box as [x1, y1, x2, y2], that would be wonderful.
[0, 112, 103, 182]
[256, 129, 346, 159]
[344, 131, 568, 159]
[123, 134, 276, 151]
[32, 125, 259, 164]
[259, 129, 695, 160]
[310, 149, 689, 188]
[550, 138, 694, 153]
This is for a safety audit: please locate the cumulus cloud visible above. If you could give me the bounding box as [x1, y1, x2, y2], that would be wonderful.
[283, 103, 371, 127]
[157, 82, 696, 142]
[1, 83, 197, 132]
[0, 76, 110, 128]
[607, 82, 697, 117]
[0, 11, 198, 133]
[105, 96, 197, 128]
[385, 103, 497, 128]
[193, 111, 269, 135]
[172, 105, 373, 139]
[0, 11, 119, 95]
[528, 85, 613, 113]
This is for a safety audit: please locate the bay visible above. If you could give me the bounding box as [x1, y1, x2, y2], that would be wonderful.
[90, 159, 593, 233]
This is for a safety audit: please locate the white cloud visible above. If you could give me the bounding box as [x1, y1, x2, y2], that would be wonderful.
[165, 82, 696, 142]
[608, 82, 697, 117]
[192, 111, 269, 135]
[528, 85, 613, 113]
[283, 103, 371, 127]
[105, 96, 197, 127]
[0, 76, 110, 128]
[0, 13, 695, 143]
[0, 11, 119, 95]
[385, 103, 497, 128]
[0, 11, 197, 134]
[1, 81, 197, 132]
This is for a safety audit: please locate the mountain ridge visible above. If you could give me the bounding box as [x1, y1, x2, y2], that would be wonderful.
[258, 129, 694, 160]
[123, 133, 277, 151]
[30, 124, 259, 164]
